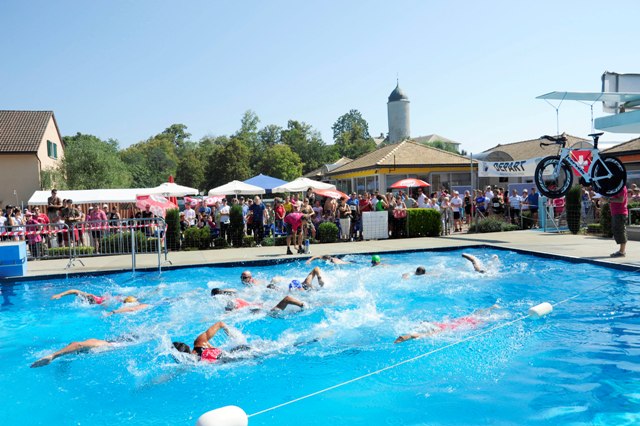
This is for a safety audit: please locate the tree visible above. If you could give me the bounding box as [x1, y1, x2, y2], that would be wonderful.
[234, 110, 261, 175]
[422, 140, 462, 155]
[281, 120, 336, 174]
[257, 145, 302, 181]
[332, 109, 372, 142]
[332, 110, 376, 159]
[175, 144, 205, 191]
[205, 137, 252, 189]
[120, 134, 178, 187]
[258, 124, 283, 147]
[162, 124, 191, 150]
[61, 133, 132, 189]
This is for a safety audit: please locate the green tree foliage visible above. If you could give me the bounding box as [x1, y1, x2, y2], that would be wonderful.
[61, 133, 132, 189]
[281, 120, 336, 174]
[40, 166, 67, 190]
[258, 145, 302, 180]
[162, 124, 191, 150]
[205, 137, 252, 189]
[258, 124, 282, 147]
[120, 134, 178, 187]
[422, 140, 461, 154]
[235, 110, 261, 170]
[175, 142, 205, 191]
[332, 110, 376, 159]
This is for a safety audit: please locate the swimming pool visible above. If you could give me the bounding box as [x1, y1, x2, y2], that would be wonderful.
[1, 248, 639, 425]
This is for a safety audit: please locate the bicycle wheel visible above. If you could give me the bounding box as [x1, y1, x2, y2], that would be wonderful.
[591, 156, 626, 196]
[534, 156, 573, 198]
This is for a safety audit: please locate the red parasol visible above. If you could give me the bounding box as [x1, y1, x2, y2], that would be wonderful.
[136, 195, 177, 218]
[390, 178, 431, 189]
[313, 188, 349, 199]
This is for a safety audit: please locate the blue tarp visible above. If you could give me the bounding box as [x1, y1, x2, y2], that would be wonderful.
[243, 174, 288, 193]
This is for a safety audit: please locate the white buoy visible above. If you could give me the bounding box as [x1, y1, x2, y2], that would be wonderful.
[196, 406, 248, 426]
[528, 302, 553, 318]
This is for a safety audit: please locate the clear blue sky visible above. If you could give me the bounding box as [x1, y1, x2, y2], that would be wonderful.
[1, 0, 639, 153]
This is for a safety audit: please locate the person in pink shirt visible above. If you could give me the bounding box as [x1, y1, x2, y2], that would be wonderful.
[88, 203, 108, 254]
[284, 212, 308, 255]
[608, 186, 628, 258]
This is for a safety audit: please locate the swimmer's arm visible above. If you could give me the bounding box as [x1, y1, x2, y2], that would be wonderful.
[394, 333, 422, 344]
[51, 289, 89, 300]
[305, 256, 321, 264]
[31, 339, 111, 368]
[195, 321, 230, 346]
[402, 272, 411, 280]
[332, 258, 349, 264]
[106, 304, 151, 316]
[461, 253, 485, 273]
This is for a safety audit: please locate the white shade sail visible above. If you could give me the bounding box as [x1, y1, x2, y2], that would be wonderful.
[272, 177, 335, 193]
[208, 180, 266, 196]
[147, 182, 198, 197]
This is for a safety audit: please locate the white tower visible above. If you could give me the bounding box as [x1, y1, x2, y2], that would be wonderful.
[387, 81, 410, 143]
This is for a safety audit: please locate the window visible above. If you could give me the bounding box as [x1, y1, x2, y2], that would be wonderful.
[47, 140, 58, 159]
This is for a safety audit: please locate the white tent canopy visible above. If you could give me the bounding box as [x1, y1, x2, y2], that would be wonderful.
[28, 189, 148, 205]
[147, 182, 198, 197]
[272, 177, 335, 193]
[208, 180, 266, 196]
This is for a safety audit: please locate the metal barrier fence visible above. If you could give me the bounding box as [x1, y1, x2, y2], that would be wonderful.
[67, 218, 168, 272]
[0, 218, 168, 272]
[1, 222, 72, 263]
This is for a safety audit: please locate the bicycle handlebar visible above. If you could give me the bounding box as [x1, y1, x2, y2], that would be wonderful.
[539, 134, 567, 148]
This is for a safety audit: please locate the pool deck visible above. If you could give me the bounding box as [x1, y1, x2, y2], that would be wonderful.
[4, 230, 637, 281]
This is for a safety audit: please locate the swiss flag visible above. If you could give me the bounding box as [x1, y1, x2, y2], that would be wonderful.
[570, 150, 592, 176]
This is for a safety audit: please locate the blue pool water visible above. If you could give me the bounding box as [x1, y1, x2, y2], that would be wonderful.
[1, 249, 639, 425]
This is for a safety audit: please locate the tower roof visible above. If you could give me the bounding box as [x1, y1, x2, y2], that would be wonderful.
[388, 82, 408, 102]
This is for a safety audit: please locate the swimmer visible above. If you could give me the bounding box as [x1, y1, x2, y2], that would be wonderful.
[172, 321, 250, 363]
[51, 289, 109, 305]
[394, 304, 500, 344]
[30, 334, 138, 367]
[211, 288, 305, 313]
[240, 271, 280, 288]
[51, 290, 140, 306]
[306, 255, 350, 265]
[402, 266, 427, 280]
[371, 254, 387, 267]
[462, 253, 487, 273]
[287, 266, 325, 291]
[105, 301, 152, 316]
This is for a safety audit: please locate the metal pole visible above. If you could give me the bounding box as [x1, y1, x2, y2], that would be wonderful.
[131, 223, 136, 273]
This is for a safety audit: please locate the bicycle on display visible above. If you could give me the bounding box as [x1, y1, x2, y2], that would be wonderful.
[534, 132, 626, 198]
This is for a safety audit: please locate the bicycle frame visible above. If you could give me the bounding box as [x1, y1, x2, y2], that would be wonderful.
[554, 146, 612, 183]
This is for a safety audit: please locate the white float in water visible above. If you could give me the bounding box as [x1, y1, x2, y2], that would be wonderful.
[196, 406, 248, 426]
[528, 302, 553, 318]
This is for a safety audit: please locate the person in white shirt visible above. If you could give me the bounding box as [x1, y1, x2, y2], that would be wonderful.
[484, 186, 494, 214]
[450, 191, 463, 232]
[416, 188, 428, 208]
[183, 204, 196, 227]
[509, 189, 522, 224]
[217, 199, 231, 244]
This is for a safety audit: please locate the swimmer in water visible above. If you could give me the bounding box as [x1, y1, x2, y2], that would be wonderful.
[306, 255, 350, 265]
[30, 334, 138, 367]
[172, 321, 250, 363]
[371, 254, 388, 267]
[462, 253, 491, 273]
[394, 304, 500, 344]
[402, 266, 427, 280]
[105, 298, 152, 316]
[211, 288, 305, 313]
[51, 289, 110, 305]
[241, 267, 325, 290]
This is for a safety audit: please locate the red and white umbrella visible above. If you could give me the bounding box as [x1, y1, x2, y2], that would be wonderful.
[313, 188, 349, 199]
[136, 195, 177, 218]
[390, 178, 431, 189]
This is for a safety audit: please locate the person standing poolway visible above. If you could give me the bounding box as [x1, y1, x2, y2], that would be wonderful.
[608, 186, 628, 257]
[284, 212, 308, 255]
[249, 196, 266, 246]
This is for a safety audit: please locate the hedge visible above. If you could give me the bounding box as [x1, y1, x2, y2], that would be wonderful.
[47, 246, 95, 257]
[468, 217, 518, 233]
[100, 231, 157, 253]
[406, 208, 441, 237]
[565, 185, 582, 235]
[318, 222, 339, 243]
[183, 227, 211, 250]
[165, 208, 181, 251]
[600, 202, 612, 238]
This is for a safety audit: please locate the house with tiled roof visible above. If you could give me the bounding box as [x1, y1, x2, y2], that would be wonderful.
[602, 136, 640, 183]
[325, 140, 476, 193]
[0, 111, 64, 206]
